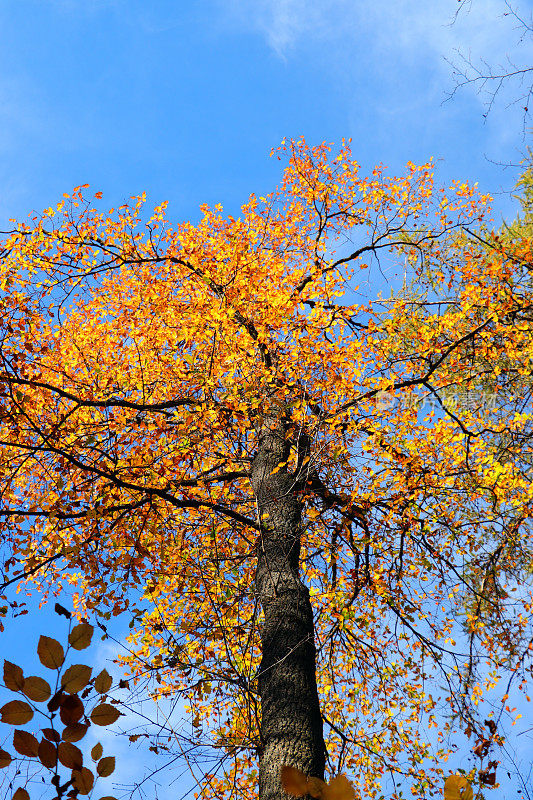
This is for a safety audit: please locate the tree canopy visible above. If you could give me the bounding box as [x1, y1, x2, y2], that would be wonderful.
[0, 139, 532, 800]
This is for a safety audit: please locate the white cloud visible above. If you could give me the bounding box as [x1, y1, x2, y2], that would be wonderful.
[218, 0, 533, 103]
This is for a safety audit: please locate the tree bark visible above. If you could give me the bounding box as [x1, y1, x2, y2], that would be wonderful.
[251, 407, 325, 800]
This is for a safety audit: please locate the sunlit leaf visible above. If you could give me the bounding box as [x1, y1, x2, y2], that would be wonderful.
[323, 775, 356, 800]
[281, 766, 309, 798]
[444, 775, 474, 800]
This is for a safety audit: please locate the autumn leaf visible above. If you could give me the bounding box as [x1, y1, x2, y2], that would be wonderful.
[12, 789, 30, 800]
[22, 675, 51, 702]
[37, 635, 64, 669]
[444, 775, 474, 800]
[3, 660, 24, 692]
[41, 727, 60, 742]
[61, 664, 92, 694]
[59, 694, 84, 726]
[323, 775, 356, 800]
[68, 623, 93, 650]
[0, 700, 34, 724]
[0, 748, 12, 768]
[58, 740, 84, 769]
[72, 766, 94, 795]
[94, 668, 112, 694]
[90, 703, 121, 726]
[13, 729, 39, 757]
[91, 742, 103, 761]
[281, 766, 309, 797]
[38, 737, 58, 768]
[97, 755, 116, 777]
[62, 722, 89, 742]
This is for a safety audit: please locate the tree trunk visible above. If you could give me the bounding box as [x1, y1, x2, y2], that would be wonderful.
[251, 407, 325, 800]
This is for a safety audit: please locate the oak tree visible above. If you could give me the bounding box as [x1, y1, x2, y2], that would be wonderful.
[0, 139, 532, 799]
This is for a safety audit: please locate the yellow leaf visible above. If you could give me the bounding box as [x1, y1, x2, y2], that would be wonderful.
[444, 775, 473, 800]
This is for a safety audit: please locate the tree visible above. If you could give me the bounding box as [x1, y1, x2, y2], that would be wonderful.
[0, 139, 532, 800]
[447, 0, 533, 128]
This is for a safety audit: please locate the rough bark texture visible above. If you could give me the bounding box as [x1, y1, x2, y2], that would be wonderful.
[251, 407, 325, 800]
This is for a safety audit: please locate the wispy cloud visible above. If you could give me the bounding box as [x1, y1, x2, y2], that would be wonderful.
[219, 0, 533, 101]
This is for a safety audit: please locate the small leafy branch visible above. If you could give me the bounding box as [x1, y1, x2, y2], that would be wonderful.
[0, 604, 121, 799]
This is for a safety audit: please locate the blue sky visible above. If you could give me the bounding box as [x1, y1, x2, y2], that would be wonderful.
[1, 0, 533, 798]
[0, 0, 531, 228]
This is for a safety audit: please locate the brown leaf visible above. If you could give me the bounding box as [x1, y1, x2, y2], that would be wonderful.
[38, 737, 58, 768]
[72, 766, 94, 795]
[0, 700, 34, 724]
[47, 689, 65, 713]
[62, 722, 89, 742]
[12, 789, 30, 800]
[3, 660, 24, 692]
[97, 755, 116, 777]
[58, 741, 84, 770]
[54, 603, 71, 619]
[281, 766, 309, 797]
[91, 742, 103, 761]
[13, 729, 39, 757]
[323, 775, 356, 800]
[308, 777, 327, 799]
[59, 694, 84, 725]
[42, 727, 60, 742]
[0, 748, 12, 768]
[68, 623, 94, 651]
[94, 668, 112, 694]
[22, 675, 51, 702]
[62, 664, 92, 694]
[90, 703, 121, 726]
[37, 635, 64, 669]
